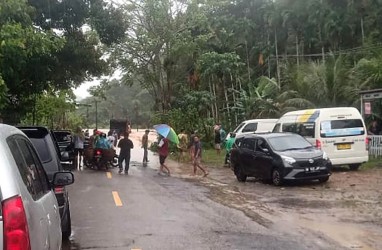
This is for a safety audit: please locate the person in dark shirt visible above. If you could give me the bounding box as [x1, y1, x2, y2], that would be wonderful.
[118, 132, 134, 174]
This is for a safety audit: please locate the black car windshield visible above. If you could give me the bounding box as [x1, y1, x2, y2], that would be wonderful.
[29, 138, 52, 163]
[268, 135, 312, 151]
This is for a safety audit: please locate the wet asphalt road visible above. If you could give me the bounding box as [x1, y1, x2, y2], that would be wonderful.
[62, 143, 336, 250]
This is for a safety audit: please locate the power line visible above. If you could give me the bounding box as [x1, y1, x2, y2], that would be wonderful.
[270, 43, 382, 59]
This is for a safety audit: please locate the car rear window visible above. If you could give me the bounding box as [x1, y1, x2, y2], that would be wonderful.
[320, 119, 365, 138]
[268, 135, 312, 151]
[53, 131, 71, 142]
[242, 123, 258, 133]
[29, 138, 52, 163]
[233, 122, 245, 133]
[281, 122, 315, 138]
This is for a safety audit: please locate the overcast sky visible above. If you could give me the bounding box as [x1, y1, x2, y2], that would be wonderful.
[73, 80, 99, 100]
[73, 68, 122, 100]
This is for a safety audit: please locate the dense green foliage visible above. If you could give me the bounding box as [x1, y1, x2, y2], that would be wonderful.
[112, 0, 382, 134]
[0, 0, 127, 126]
[3, 0, 382, 136]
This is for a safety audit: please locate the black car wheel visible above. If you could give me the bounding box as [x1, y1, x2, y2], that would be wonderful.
[272, 168, 283, 186]
[62, 208, 72, 240]
[349, 164, 361, 171]
[318, 176, 329, 183]
[235, 167, 247, 182]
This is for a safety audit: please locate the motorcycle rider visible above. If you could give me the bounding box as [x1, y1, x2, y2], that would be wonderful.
[95, 133, 111, 149]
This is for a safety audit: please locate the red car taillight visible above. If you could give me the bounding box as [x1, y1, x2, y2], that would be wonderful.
[316, 139, 322, 149]
[54, 186, 64, 194]
[2, 196, 31, 250]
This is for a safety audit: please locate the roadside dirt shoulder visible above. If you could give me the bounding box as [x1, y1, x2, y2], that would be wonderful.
[171, 159, 382, 250]
[128, 130, 382, 249]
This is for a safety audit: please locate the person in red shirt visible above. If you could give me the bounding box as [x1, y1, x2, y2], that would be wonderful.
[158, 135, 171, 176]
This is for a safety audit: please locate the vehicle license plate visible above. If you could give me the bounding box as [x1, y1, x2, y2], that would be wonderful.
[337, 144, 351, 150]
[305, 167, 320, 172]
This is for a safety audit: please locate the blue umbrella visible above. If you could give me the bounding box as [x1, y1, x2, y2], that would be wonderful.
[153, 124, 179, 144]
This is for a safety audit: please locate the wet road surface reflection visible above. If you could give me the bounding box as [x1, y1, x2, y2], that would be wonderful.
[62, 237, 81, 250]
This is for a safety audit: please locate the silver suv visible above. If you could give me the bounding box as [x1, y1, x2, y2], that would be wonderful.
[0, 124, 74, 250]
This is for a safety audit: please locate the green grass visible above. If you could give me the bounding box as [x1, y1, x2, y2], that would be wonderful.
[200, 149, 227, 167]
[361, 158, 382, 170]
[168, 148, 227, 167]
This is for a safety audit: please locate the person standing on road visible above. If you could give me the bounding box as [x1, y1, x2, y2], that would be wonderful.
[118, 132, 134, 174]
[177, 129, 188, 162]
[158, 135, 171, 176]
[107, 131, 116, 149]
[112, 130, 118, 147]
[73, 127, 85, 169]
[224, 132, 236, 166]
[188, 130, 197, 162]
[219, 126, 226, 148]
[214, 124, 222, 155]
[192, 136, 208, 177]
[142, 129, 150, 163]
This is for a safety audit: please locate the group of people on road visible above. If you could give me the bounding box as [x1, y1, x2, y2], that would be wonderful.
[71, 124, 236, 178]
[139, 128, 209, 177]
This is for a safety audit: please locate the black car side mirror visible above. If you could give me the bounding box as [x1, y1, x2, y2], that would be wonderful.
[52, 172, 74, 186]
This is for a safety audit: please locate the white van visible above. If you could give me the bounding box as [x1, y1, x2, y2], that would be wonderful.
[230, 119, 278, 139]
[273, 107, 368, 170]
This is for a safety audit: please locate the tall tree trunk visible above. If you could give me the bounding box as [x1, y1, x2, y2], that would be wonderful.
[361, 17, 365, 46]
[296, 35, 299, 68]
[274, 28, 281, 87]
[212, 78, 218, 122]
[209, 77, 215, 119]
[245, 41, 251, 82]
[267, 30, 271, 78]
[223, 76, 230, 121]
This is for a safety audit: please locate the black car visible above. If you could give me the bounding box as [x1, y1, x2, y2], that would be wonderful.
[52, 130, 75, 166]
[230, 133, 332, 186]
[18, 126, 72, 239]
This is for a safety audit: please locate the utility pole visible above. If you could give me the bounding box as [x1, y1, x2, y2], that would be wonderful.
[95, 100, 98, 130]
[75, 103, 91, 128]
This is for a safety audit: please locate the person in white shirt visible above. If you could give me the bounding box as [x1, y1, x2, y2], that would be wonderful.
[73, 127, 85, 168]
[107, 131, 116, 149]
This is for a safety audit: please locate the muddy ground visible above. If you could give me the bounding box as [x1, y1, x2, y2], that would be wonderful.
[129, 130, 382, 250]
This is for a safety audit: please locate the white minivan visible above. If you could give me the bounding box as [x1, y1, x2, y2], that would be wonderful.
[273, 107, 368, 170]
[230, 119, 278, 139]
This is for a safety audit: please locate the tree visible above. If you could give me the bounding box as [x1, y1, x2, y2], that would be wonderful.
[0, 0, 128, 123]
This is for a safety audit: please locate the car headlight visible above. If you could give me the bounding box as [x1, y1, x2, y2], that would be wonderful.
[281, 155, 296, 166]
[322, 151, 328, 160]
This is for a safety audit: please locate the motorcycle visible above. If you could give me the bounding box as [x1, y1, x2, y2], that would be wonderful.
[84, 148, 118, 170]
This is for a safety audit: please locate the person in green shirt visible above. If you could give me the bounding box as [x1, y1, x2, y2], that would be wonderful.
[224, 132, 236, 166]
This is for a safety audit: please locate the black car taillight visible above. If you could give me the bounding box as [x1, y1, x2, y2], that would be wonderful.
[2, 196, 31, 250]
